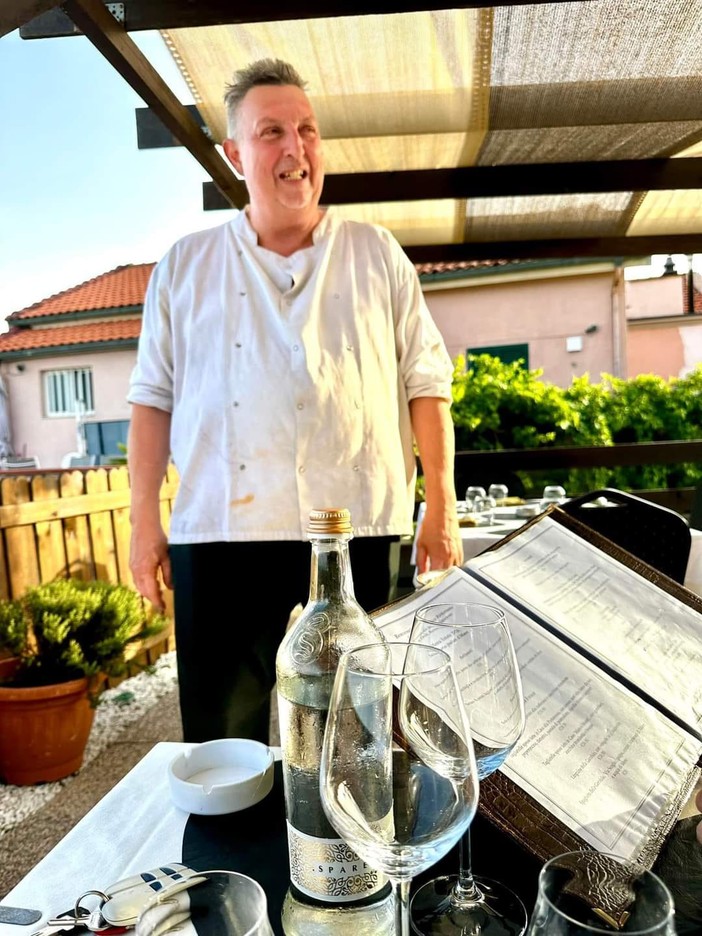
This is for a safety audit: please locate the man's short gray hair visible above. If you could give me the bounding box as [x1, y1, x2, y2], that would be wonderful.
[224, 59, 308, 138]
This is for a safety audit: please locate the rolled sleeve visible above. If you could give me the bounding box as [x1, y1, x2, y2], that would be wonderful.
[391, 240, 454, 402]
[127, 260, 174, 413]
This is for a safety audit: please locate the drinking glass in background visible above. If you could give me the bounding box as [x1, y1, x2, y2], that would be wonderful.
[473, 495, 497, 525]
[525, 851, 676, 935]
[488, 484, 509, 506]
[320, 641, 479, 936]
[540, 484, 567, 509]
[135, 870, 274, 936]
[465, 486, 487, 509]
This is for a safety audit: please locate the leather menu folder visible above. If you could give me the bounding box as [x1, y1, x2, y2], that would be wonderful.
[372, 506, 702, 926]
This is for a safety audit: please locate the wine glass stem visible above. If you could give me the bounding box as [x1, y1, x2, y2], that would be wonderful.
[453, 825, 483, 905]
[393, 878, 412, 936]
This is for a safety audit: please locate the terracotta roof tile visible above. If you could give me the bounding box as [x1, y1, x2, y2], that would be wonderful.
[7, 258, 518, 326]
[9, 263, 156, 320]
[414, 258, 518, 277]
[0, 319, 141, 353]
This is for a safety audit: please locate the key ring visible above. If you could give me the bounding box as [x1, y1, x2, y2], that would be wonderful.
[74, 892, 111, 933]
[75, 891, 110, 917]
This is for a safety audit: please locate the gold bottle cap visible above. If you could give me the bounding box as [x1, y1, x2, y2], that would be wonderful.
[307, 508, 353, 535]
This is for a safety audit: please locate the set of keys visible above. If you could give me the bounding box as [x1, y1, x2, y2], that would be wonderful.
[29, 864, 206, 936]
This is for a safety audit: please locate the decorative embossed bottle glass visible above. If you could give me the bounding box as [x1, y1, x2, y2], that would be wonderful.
[276, 508, 392, 935]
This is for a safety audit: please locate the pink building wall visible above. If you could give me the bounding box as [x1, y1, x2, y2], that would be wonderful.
[423, 268, 626, 387]
[627, 319, 702, 379]
[626, 272, 702, 378]
[2, 348, 135, 468]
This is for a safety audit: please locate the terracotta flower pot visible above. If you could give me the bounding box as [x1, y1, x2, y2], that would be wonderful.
[0, 676, 96, 785]
[0, 652, 19, 681]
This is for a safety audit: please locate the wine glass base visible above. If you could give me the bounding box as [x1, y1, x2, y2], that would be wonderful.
[410, 874, 527, 936]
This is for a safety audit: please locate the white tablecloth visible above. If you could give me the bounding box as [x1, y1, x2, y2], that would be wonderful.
[0, 742, 288, 936]
[0, 743, 190, 936]
[684, 529, 702, 595]
[412, 503, 702, 597]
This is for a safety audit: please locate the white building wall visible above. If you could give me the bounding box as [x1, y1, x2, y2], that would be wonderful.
[625, 276, 682, 319]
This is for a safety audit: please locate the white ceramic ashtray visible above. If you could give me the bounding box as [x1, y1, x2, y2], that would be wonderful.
[168, 739, 275, 815]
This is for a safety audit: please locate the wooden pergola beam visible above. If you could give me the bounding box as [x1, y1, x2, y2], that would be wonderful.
[324, 158, 702, 200]
[59, 0, 246, 210]
[404, 234, 702, 263]
[201, 157, 702, 212]
[20, 0, 597, 34]
[1, 0, 58, 38]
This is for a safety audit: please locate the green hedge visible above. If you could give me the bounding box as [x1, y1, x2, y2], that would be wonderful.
[450, 354, 702, 495]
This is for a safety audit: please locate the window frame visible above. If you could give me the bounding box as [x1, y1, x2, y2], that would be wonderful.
[43, 367, 95, 418]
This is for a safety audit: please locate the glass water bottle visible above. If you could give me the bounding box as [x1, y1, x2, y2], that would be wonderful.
[276, 507, 392, 934]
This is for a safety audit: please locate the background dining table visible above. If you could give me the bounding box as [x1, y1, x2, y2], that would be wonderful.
[412, 501, 702, 596]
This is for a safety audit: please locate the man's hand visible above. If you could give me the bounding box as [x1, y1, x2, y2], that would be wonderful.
[415, 507, 463, 574]
[129, 522, 172, 612]
[409, 396, 463, 575]
[127, 404, 173, 612]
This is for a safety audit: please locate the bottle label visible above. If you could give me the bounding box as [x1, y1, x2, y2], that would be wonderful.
[286, 822, 386, 903]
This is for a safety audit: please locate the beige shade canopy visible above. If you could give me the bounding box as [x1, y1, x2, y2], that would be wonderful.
[11, 0, 702, 260]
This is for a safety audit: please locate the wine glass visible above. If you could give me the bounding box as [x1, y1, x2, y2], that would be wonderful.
[526, 850, 676, 935]
[541, 484, 567, 508]
[465, 485, 487, 509]
[409, 603, 527, 936]
[473, 495, 497, 525]
[488, 484, 509, 506]
[135, 870, 274, 936]
[320, 641, 479, 936]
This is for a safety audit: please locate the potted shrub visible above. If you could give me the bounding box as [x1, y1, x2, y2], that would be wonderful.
[0, 578, 166, 785]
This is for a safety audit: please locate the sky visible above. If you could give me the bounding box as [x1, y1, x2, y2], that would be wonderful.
[0, 26, 237, 325]
[0, 25, 698, 328]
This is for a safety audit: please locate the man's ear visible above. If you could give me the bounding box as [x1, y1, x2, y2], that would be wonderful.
[223, 139, 244, 178]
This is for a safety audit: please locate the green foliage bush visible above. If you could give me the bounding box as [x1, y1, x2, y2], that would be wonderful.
[450, 354, 702, 495]
[0, 578, 167, 690]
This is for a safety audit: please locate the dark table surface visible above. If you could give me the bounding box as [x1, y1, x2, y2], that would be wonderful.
[182, 762, 545, 935]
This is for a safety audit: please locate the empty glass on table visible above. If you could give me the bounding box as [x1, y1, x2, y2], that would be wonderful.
[135, 870, 274, 936]
[472, 495, 497, 525]
[488, 484, 509, 505]
[464, 486, 487, 510]
[540, 485, 567, 509]
[525, 850, 676, 935]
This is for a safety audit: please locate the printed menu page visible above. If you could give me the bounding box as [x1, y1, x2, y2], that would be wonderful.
[470, 516, 702, 734]
[374, 566, 702, 862]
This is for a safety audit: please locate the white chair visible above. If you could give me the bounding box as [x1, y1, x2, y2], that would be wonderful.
[0, 455, 40, 470]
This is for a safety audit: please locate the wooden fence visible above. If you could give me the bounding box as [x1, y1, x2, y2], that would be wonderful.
[0, 463, 180, 668]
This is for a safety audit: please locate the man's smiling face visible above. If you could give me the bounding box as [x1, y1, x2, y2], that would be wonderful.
[224, 83, 324, 221]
